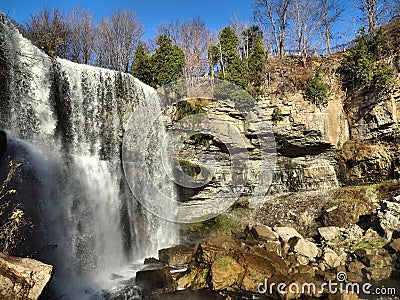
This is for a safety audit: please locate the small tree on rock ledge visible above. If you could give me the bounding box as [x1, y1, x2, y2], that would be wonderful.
[305, 67, 331, 108]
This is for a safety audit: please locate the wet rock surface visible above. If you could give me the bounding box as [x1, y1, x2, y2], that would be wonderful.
[158, 245, 196, 266]
[135, 266, 176, 297]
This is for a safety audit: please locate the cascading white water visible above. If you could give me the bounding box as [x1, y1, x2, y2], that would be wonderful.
[0, 12, 178, 298]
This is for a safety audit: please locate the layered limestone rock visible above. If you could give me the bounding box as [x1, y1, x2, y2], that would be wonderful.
[174, 57, 399, 204]
[175, 94, 346, 203]
[345, 86, 399, 140]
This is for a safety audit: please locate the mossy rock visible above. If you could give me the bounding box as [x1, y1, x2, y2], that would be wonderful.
[350, 239, 388, 251]
[322, 186, 377, 227]
[177, 267, 209, 289]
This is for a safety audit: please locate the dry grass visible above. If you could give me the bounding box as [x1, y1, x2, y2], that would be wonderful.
[0, 159, 30, 255]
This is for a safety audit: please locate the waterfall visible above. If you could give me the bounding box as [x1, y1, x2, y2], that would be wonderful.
[0, 12, 178, 298]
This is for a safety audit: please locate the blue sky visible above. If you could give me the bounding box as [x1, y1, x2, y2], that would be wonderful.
[1, 0, 364, 47]
[1, 0, 254, 38]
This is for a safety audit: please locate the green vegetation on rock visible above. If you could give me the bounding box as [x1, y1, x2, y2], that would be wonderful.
[182, 205, 250, 238]
[175, 100, 205, 120]
[341, 28, 395, 92]
[305, 67, 331, 108]
[322, 180, 399, 228]
[213, 81, 256, 110]
[214, 257, 233, 271]
[350, 239, 387, 251]
[271, 107, 284, 123]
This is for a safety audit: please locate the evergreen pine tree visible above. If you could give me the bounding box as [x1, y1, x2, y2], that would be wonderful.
[151, 35, 185, 86]
[246, 36, 266, 95]
[218, 26, 248, 89]
[131, 43, 154, 86]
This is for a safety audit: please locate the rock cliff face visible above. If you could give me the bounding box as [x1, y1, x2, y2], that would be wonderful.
[338, 85, 400, 184]
[175, 57, 399, 203]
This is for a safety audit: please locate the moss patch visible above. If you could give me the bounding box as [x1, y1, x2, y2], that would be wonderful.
[350, 239, 387, 251]
[182, 205, 251, 240]
[322, 180, 398, 227]
[179, 159, 201, 177]
[322, 186, 377, 227]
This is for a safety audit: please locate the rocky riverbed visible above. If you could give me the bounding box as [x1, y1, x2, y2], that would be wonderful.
[136, 189, 400, 300]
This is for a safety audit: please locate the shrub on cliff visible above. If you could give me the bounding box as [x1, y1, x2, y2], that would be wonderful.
[305, 67, 331, 108]
[174, 100, 205, 120]
[213, 81, 256, 110]
[271, 107, 284, 123]
[340, 28, 395, 92]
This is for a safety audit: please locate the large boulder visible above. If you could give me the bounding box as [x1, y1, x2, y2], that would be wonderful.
[318, 227, 341, 242]
[177, 265, 209, 290]
[136, 266, 176, 296]
[235, 251, 289, 292]
[251, 225, 279, 241]
[210, 256, 245, 290]
[323, 248, 344, 269]
[377, 200, 400, 240]
[289, 237, 319, 259]
[0, 252, 53, 300]
[274, 227, 302, 243]
[346, 260, 366, 274]
[196, 244, 228, 264]
[388, 238, 400, 253]
[158, 245, 196, 266]
[205, 234, 241, 251]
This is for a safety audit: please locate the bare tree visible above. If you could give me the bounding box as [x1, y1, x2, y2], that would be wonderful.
[317, 0, 344, 54]
[180, 17, 211, 80]
[66, 6, 95, 64]
[355, 0, 390, 34]
[229, 13, 249, 59]
[156, 18, 211, 80]
[95, 9, 144, 72]
[254, 0, 291, 58]
[156, 20, 181, 45]
[290, 0, 321, 56]
[22, 7, 70, 57]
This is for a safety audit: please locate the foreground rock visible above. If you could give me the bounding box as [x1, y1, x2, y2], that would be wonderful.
[318, 227, 341, 242]
[158, 245, 196, 266]
[144, 193, 400, 299]
[136, 266, 176, 297]
[0, 252, 53, 300]
[178, 224, 398, 299]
